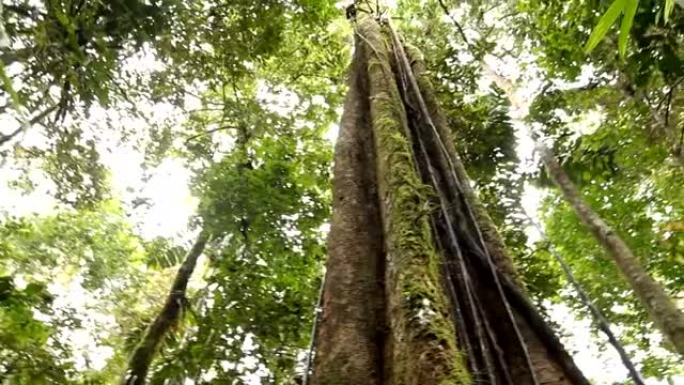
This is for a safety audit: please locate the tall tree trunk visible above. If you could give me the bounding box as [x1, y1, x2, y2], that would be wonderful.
[122, 232, 209, 385]
[311, 15, 589, 385]
[538, 143, 684, 355]
[309, 30, 386, 384]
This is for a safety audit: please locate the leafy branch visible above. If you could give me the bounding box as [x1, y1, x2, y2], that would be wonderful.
[585, 0, 679, 57]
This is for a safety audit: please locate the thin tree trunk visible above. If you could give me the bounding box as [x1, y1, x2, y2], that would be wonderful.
[538, 143, 684, 355]
[526, 215, 645, 385]
[122, 232, 209, 385]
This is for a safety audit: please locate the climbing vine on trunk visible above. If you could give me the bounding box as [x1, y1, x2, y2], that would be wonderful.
[310, 14, 589, 385]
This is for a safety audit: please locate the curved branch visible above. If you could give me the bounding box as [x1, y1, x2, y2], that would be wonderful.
[301, 275, 325, 385]
[3, 3, 45, 18]
[0, 48, 33, 65]
[538, 142, 684, 354]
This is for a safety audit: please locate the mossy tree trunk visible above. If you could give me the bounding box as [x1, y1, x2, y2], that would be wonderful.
[122, 232, 209, 385]
[310, 15, 590, 385]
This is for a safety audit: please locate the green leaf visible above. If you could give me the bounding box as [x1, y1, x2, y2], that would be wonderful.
[0, 62, 22, 108]
[664, 0, 674, 23]
[618, 0, 638, 57]
[584, 0, 627, 54]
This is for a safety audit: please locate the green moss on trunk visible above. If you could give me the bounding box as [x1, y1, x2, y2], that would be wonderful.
[358, 16, 470, 385]
[402, 43, 521, 284]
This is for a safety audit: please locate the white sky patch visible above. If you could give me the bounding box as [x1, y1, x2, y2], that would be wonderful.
[46, 275, 117, 372]
[311, 94, 327, 107]
[135, 157, 197, 239]
[84, 113, 197, 241]
[0, 164, 57, 216]
[547, 301, 629, 383]
[555, 64, 600, 90]
[566, 108, 606, 141]
[257, 80, 301, 116]
[121, 44, 166, 73]
[520, 183, 545, 245]
[325, 122, 340, 143]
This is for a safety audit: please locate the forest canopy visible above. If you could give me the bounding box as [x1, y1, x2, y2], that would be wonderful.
[0, 0, 682, 384]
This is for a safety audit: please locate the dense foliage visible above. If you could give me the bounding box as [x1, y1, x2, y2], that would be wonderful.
[1, 0, 682, 384]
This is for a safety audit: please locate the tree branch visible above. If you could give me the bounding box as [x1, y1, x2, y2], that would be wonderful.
[3, 3, 45, 18]
[0, 104, 57, 147]
[184, 125, 238, 144]
[122, 232, 210, 385]
[538, 141, 684, 354]
[0, 47, 32, 65]
[664, 90, 674, 128]
[301, 274, 325, 385]
[437, 0, 471, 47]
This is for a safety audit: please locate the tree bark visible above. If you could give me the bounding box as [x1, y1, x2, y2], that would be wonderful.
[368, 20, 469, 385]
[538, 143, 684, 355]
[400, 33, 586, 385]
[312, 14, 589, 385]
[309, 30, 386, 385]
[122, 232, 209, 385]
